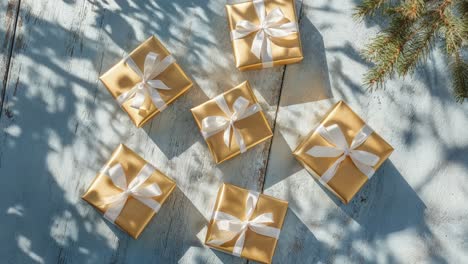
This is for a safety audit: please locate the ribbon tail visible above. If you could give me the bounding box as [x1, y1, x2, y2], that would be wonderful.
[351, 156, 376, 179]
[249, 224, 281, 239]
[116, 86, 139, 107]
[251, 30, 265, 60]
[129, 87, 147, 110]
[135, 197, 161, 212]
[103, 197, 128, 223]
[232, 229, 247, 257]
[320, 155, 346, 183]
[223, 125, 232, 149]
[261, 36, 273, 68]
[148, 86, 167, 111]
[232, 126, 246, 153]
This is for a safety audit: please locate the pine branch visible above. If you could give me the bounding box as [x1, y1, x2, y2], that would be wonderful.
[362, 15, 416, 87]
[451, 52, 468, 102]
[396, 16, 439, 75]
[357, 0, 468, 102]
[439, 4, 464, 54]
[394, 0, 425, 20]
[354, 0, 389, 18]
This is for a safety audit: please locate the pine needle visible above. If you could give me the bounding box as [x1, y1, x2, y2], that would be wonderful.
[356, 0, 468, 102]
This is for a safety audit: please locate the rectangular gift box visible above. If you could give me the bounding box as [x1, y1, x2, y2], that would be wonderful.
[191, 81, 273, 163]
[82, 144, 176, 239]
[226, 0, 303, 70]
[205, 183, 288, 263]
[293, 101, 394, 204]
[100, 36, 193, 127]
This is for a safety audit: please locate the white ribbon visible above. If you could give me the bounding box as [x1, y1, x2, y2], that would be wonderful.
[98, 163, 162, 223]
[231, 0, 298, 68]
[306, 124, 380, 183]
[116, 52, 175, 111]
[208, 191, 280, 257]
[201, 95, 261, 153]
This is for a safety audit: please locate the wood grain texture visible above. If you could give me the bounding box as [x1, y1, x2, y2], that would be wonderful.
[1, 0, 467, 263]
[0, 0, 293, 263]
[263, 0, 468, 263]
[0, 0, 20, 113]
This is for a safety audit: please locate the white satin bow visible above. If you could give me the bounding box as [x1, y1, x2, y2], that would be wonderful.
[116, 52, 175, 111]
[208, 192, 281, 257]
[98, 163, 162, 223]
[231, 0, 298, 67]
[306, 124, 380, 183]
[201, 95, 260, 153]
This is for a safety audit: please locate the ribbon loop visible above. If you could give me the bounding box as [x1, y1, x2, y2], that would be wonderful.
[230, 0, 297, 68]
[306, 124, 380, 183]
[99, 163, 162, 223]
[201, 95, 261, 153]
[208, 191, 281, 257]
[116, 52, 175, 111]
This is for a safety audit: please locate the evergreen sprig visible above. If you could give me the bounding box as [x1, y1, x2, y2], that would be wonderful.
[355, 0, 468, 102]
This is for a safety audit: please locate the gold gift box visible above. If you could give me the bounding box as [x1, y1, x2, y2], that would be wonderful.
[205, 183, 288, 263]
[82, 144, 176, 239]
[100, 36, 193, 127]
[226, 0, 303, 71]
[293, 101, 394, 204]
[191, 81, 273, 163]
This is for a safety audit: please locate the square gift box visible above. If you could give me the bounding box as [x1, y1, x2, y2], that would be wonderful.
[205, 183, 288, 263]
[191, 81, 273, 163]
[82, 144, 176, 239]
[293, 101, 394, 204]
[100, 36, 193, 127]
[226, 0, 303, 70]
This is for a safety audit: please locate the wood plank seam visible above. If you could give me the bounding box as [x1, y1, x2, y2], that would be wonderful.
[259, 0, 305, 194]
[248, 0, 305, 263]
[0, 0, 21, 119]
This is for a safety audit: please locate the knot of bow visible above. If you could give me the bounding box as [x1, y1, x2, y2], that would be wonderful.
[98, 163, 162, 222]
[208, 192, 280, 257]
[231, 0, 297, 67]
[201, 95, 260, 153]
[306, 124, 380, 183]
[116, 52, 175, 111]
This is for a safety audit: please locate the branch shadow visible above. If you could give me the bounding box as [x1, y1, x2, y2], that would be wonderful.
[273, 209, 328, 263]
[0, 0, 242, 263]
[142, 82, 209, 161]
[320, 161, 427, 236]
[279, 15, 333, 107]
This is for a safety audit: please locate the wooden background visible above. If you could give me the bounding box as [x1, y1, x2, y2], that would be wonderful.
[1, 0, 467, 263]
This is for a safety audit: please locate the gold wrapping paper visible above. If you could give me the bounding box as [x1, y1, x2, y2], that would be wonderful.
[205, 184, 288, 264]
[191, 81, 273, 163]
[100, 36, 193, 127]
[293, 101, 394, 204]
[82, 144, 176, 239]
[226, 0, 303, 71]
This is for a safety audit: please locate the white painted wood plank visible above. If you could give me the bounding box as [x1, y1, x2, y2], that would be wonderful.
[0, 0, 290, 263]
[264, 0, 468, 263]
[0, 0, 19, 110]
